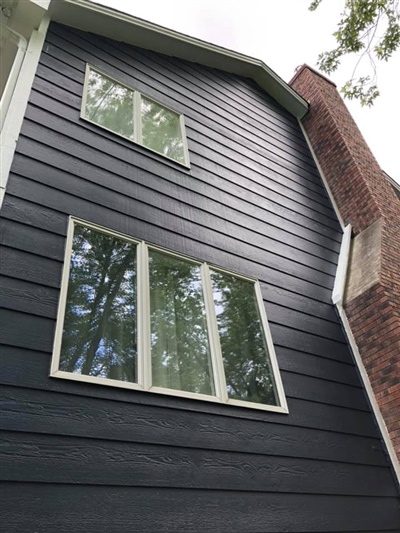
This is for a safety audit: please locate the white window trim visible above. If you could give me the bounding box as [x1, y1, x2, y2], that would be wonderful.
[51, 217, 288, 414]
[80, 64, 190, 168]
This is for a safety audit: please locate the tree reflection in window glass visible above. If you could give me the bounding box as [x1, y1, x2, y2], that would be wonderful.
[149, 250, 214, 395]
[210, 270, 278, 406]
[141, 96, 185, 164]
[60, 225, 137, 382]
[85, 69, 134, 140]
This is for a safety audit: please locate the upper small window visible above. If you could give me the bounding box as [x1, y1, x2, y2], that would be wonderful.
[82, 65, 189, 166]
[51, 219, 288, 413]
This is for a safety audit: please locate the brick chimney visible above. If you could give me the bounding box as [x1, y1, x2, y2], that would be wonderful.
[290, 65, 400, 463]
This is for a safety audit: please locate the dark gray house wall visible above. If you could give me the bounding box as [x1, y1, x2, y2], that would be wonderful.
[1, 22, 399, 532]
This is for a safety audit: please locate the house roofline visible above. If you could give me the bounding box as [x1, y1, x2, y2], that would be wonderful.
[47, 0, 308, 119]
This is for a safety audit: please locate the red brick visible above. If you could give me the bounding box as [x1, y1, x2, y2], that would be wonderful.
[291, 65, 400, 462]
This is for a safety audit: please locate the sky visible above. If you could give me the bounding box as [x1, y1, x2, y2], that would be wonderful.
[94, 0, 400, 184]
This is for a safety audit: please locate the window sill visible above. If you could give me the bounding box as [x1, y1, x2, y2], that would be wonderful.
[50, 370, 289, 414]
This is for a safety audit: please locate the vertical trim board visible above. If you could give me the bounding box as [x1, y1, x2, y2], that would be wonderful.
[0, 14, 50, 208]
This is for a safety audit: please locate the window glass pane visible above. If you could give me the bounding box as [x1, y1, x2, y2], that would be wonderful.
[141, 96, 185, 164]
[149, 250, 214, 395]
[85, 69, 134, 140]
[60, 225, 137, 383]
[210, 270, 278, 406]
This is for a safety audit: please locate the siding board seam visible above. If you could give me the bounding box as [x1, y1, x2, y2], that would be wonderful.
[19, 110, 342, 227]
[1, 212, 337, 290]
[0, 379, 380, 439]
[3, 174, 339, 269]
[37, 47, 327, 195]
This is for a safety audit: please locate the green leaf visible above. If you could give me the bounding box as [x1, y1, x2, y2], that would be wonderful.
[310, 0, 399, 105]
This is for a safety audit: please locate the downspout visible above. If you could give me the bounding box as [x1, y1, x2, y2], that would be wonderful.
[0, 17, 28, 132]
[332, 225, 400, 485]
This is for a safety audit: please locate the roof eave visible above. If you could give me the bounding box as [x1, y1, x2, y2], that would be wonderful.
[48, 0, 308, 119]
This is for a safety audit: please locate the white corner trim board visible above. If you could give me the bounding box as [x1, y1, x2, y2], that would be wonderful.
[304, 124, 400, 485]
[0, 14, 50, 208]
[336, 304, 400, 486]
[333, 226, 400, 486]
[0, 25, 28, 131]
[297, 119, 345, 230]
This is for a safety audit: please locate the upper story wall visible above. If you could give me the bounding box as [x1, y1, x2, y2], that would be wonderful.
[1, 22, 399, 533]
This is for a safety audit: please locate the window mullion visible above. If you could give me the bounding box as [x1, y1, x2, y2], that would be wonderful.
[179, 114, 189, 167]
[137, 241, 151, 390]
[134, 91, 142, 145]
[201, 263, 228, 403]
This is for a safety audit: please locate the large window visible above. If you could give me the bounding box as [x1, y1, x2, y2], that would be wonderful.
[51, 219, 287, 413]
[81, 65, 189, 166]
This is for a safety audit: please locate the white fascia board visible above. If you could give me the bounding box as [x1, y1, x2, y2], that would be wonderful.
[48, 0, 308, 119]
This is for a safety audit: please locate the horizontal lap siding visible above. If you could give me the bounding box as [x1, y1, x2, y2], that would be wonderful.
[0, 22, 398, 533]
[2, 484, 400, 533]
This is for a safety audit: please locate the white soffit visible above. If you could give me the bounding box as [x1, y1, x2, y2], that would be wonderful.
[3, 0, 50, 37]
[48, 0, 308, 119]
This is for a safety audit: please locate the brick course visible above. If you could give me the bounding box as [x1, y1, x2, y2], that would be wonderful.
[290, 65, 400, 463]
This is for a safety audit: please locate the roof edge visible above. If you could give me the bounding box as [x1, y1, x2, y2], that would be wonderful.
[48, 0, 308, 118]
